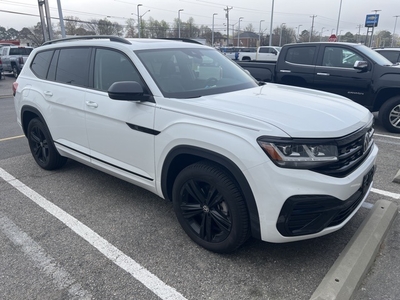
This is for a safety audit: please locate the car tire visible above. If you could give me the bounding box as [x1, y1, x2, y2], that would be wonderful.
[172, 161, 250, 253]
[12, 65, 19, 78]
[379, 96, 400, 133]
[27, 118, 67, 170]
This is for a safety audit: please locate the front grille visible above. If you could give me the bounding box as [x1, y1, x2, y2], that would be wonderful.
[312, 124, 374, 178]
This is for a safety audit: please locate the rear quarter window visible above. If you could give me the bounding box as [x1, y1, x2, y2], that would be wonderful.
[285, 47, 316, 65]
[31, 50, 54, 79]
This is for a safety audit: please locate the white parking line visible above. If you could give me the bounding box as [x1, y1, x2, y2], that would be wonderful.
[374, 133, 400, 140]
[371, 188, 400, 200]
[0, 211, 92, 299]
[0, 135, 24, 142]
[0, 168, 187, 300]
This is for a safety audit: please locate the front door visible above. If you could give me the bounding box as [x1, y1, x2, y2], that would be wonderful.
[312, 45, 373, 108]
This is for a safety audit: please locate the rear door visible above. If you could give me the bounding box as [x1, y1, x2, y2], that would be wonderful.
[275, 45, 317, 88]
[30, 47, 91, 159]
[312, 45, 373, 107]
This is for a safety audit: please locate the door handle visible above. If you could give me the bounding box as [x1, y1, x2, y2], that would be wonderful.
[280, 70, 291, 73]
[85, 101, 98, 108]
[317, 73, 330, 76]
[43, 91, 53, 96]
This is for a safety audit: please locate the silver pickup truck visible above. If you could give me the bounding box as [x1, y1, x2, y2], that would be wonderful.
[0, 46, 33, 78]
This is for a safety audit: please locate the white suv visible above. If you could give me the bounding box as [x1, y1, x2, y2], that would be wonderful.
[13, 36, 378, 253]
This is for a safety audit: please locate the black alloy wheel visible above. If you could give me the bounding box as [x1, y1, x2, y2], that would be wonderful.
[172, 161, 250, 253]
[27, 118, 67, 170]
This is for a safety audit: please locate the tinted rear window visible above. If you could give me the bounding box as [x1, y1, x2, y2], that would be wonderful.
[285, 47, 316, 65]
[55, 48, 91, 87]
[9, 48, 33, 55]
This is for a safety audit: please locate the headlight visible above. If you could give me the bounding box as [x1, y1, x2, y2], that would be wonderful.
[257, 137, 338, 169]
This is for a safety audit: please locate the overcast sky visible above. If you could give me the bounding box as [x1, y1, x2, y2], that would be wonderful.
[1, 0, 399, 36]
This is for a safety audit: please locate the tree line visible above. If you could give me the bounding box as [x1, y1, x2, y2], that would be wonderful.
[0, 16, 397, 48]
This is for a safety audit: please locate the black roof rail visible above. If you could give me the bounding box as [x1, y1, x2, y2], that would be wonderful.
[42, 35, 131, 46]
[159, 38, 203, 45]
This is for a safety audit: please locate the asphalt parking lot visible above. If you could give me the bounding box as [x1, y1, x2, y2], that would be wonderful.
[1, 73, 399, 299]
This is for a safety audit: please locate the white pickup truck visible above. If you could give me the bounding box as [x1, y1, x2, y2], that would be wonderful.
[0, 45, 33, 78]
[222, 46, 281, 61]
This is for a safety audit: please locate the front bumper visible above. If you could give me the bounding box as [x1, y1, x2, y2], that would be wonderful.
[243, 143, 378, 243]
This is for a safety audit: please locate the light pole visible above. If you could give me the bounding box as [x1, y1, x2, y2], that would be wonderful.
[178, 9, 184, 38]
[392, 15, 399, 47]
[369, 9, 381, 47]
[137, 4, 142, 38]
[336, 0, 343, 35]
[139, 9, 150, 37]
[212, 13, 217, 47]
[269, 0, 275, 46]
[259, 19, 265, 46]
[320, 27, 325, 41]
[339, 30, 343, 41]
[297, 24, 302, 40]
[279, 23, 285, 46]
[237, 17, 243, 47]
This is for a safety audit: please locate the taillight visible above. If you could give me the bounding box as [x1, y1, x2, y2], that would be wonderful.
[12, 82, 18, 96]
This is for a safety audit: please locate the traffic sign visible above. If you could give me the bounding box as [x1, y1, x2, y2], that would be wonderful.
[328, 34, 337, 42]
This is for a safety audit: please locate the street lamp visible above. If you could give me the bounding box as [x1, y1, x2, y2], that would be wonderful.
[392, 15, 399, 47]
[137, 4, 142, 38]
[178, 9, 184, 38]
[139, 9, 150, 37]
[320, 27, 325, 41]
[279, 23, 285, 47]
[237, 17, 243, 47]
[297, 24, 302, 40]
[212, 13, 218, 47]
[259, 20, 265, 46]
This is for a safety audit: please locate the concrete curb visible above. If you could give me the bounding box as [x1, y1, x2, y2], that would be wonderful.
[393, 169, 400, 184]
[310, 199, 398, 300]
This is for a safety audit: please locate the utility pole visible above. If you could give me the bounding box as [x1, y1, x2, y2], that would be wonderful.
[224, 6, 233, 46]
[269, 0, 275, 46]
[392, 15, 399, 47]
[356, 24, 362, 43]
[336, 0, 343, 35]
[309, 15, 317, 42]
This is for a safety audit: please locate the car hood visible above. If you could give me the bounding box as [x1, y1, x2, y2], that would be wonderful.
[189, 84, 372, 138]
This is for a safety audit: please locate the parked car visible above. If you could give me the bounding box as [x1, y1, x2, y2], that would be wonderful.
[221, 46, 281, 61]
[0, 45, 33, 77]
[237, 42, 400, 133]
[13, 36, 377, 253]
[374, 47, 400, 64]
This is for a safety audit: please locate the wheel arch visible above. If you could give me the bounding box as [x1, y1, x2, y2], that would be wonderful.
[161, 145, 261, 239]
[20, 105, 47, 137]
[373, 87, 400, 112]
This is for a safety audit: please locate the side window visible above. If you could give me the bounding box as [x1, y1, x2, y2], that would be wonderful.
[31, 50, 54, 79]
[259, 48, 268, 54]
[55, 48, 91, 87]
[285, 47, 316, 65]
[94, 48, 143, 92]
[322, 47, 363, 68]
[378, 51, 399, 64]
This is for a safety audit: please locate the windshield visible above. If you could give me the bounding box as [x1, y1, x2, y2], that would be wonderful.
[356, 44, 393, 66]
[135, 47, 258, 98]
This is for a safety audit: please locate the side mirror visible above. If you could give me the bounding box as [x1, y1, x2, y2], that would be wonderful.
[108, 81, 149, 101]
[354, 60, 368, 70]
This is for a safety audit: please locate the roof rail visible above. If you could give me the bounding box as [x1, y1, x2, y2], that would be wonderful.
[42, 35, 131, 46]
[159, 38, 203, 45]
